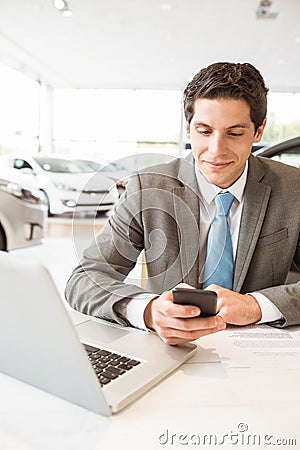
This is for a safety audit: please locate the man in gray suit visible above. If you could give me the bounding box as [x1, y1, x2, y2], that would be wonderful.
[65, 62, 300, 345]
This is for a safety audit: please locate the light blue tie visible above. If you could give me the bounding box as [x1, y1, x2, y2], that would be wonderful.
[202, 192, 235, 289]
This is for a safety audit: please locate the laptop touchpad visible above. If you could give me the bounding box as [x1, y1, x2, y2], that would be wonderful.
[75, 319, 130, 344]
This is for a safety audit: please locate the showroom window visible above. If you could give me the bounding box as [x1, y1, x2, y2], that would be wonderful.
[0, 63, 39, 155]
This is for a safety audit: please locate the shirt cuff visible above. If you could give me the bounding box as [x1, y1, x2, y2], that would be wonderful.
[250, 292, 283, 324]
[126, 295, 157, 330]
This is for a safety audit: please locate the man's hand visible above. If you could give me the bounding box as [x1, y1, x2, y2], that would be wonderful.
[209, 284, 262, 325]
[143, 284, 226, 345]
[143, 283, 262, 345]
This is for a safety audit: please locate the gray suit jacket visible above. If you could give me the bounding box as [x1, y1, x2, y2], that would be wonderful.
[65, 153, 300, 328]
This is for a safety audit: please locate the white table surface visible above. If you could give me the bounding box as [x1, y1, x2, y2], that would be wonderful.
[1, 318, 300, 450]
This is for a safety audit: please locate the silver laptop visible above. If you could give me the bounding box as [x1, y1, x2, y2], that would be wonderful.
[0, 251, 197, 415]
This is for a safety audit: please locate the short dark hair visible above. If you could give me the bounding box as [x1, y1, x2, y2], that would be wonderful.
[183, 62, 269, 131]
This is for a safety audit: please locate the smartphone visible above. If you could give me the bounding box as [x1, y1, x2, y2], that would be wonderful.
[172, 287, 217, 317]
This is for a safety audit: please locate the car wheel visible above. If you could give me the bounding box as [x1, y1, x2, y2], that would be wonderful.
[0, 224, 7, 251]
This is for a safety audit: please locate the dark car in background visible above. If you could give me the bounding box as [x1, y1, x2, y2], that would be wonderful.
[252, 136, 300, 168]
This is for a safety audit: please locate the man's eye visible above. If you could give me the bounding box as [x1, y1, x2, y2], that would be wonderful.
[229, 132, 243, 137]
[197, 129, 211, 135]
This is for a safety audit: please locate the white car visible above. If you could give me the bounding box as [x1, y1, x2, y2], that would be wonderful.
[0, 167, 47, 250]
[76, 158, 131, 189]
[76, 153, 176, 190]
[0, 154, 119, 216]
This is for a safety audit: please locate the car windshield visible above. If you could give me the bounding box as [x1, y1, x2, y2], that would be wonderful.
[34, 157, 94, 173]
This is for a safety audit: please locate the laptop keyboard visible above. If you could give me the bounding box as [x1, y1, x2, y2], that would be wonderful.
[84, 343, 141, 387]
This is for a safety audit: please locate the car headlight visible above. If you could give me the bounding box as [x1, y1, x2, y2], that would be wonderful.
[54, 182, 78, 192]
[0, 180, 45, 205]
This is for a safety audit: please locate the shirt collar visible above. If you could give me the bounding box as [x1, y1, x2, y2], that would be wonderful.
[195, 160, 248, 204]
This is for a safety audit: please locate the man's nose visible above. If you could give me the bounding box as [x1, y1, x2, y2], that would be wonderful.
[208, 134, 225, 156]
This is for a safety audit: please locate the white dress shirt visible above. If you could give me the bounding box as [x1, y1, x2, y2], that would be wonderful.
[125, 161, 282, 329]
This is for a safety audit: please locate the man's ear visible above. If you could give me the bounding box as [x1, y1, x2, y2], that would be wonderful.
[186, 121, 191, 139]
[254, 118, 267, 143]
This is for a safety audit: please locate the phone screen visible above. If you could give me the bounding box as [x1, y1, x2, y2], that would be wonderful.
[172, 287, 217, 317]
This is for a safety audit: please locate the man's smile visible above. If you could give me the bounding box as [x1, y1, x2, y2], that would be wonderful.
[203, 161, 233, 169]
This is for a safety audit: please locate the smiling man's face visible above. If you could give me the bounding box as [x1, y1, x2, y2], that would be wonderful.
[186, 98, 266, 188]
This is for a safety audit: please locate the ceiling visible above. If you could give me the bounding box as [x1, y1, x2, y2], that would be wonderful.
[0, 0, 300, 92]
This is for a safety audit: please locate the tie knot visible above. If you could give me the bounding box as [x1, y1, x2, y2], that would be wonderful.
[215, 192, 235, 216]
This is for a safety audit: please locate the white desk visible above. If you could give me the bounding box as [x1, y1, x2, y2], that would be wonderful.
[1, 319, 300, 450]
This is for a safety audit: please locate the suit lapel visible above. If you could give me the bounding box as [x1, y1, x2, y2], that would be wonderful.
[172, 155, 201, 286]
[233, 155, 271, 291]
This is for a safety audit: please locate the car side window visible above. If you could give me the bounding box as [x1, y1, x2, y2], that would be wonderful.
[14, 159, 33, 170]
[271, 148, 300, 168]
